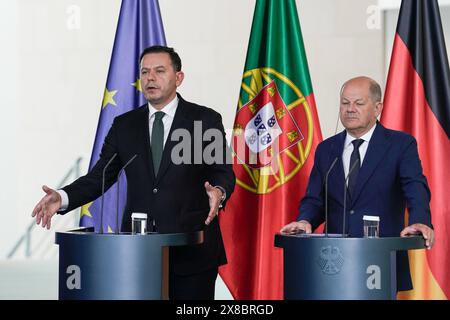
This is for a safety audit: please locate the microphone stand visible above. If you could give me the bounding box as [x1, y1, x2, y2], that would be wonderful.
[99, 153, 118, 234]
[115, 154, 138, 234]
[325, 157, 339, 237]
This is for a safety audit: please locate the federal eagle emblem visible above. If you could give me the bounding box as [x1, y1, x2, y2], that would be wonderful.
[317, 246, 344, 275]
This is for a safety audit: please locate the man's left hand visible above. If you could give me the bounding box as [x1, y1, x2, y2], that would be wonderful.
[204, 181, 223, 225]
[400, 223, 434, 249]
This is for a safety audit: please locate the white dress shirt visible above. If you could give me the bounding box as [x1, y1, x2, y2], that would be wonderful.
[342, 123, 377, 179]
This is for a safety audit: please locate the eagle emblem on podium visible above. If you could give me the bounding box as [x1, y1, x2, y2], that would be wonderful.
[317, 246, 344, 275]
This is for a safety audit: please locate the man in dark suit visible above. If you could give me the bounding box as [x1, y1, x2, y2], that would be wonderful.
[281, 76, 434, 291]
[32, 46, 235, 299]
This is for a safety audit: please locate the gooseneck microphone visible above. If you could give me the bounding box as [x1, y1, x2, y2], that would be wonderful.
[115, 154, 138, 234]
[324, 157, 339, 237]
[99, 153, 118, 234]
[342, 158, 360, 238]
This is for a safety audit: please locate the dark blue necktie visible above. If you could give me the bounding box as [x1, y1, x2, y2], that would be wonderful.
[348, 139, 364, 197]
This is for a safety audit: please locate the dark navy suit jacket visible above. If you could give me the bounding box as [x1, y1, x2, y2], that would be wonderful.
[298, 122, 432, 291]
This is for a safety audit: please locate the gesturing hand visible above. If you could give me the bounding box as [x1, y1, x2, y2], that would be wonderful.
[31, 185, 62, 230]
[204, 181, 223, 225]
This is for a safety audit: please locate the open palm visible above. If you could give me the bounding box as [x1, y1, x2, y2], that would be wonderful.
[31, 185, 61, 229]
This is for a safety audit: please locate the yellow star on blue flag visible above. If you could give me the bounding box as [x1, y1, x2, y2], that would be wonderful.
[132, 79, 142, 92]
[80, 202, 93, 219]
[102, 88, 118, 109]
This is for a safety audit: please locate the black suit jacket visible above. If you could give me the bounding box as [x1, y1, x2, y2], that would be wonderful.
[61, 94, 235, 275]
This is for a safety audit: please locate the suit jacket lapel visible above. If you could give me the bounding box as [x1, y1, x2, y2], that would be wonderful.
[351, 123, 391, 204]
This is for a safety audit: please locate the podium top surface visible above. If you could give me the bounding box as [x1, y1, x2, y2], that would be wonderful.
[56, 227, 203, 247]
[274, 233, 426, 251]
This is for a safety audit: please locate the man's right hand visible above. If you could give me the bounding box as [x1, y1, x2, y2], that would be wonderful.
[280, 220, 312, 235]
[31, 185, 62, 230]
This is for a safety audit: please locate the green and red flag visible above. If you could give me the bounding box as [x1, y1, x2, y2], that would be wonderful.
[219, 0, 322, 299]
[381, 0, 450, 299]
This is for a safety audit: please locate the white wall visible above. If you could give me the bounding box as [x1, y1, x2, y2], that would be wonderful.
[0, 0, 19, 257]
[0, 0, 121, 257]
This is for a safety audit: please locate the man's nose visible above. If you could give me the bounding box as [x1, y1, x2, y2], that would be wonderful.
[145, 70, 156, 81]
[346, 103, 357, 112]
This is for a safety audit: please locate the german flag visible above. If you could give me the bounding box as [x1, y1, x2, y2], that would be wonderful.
[381, 0, 450, 299]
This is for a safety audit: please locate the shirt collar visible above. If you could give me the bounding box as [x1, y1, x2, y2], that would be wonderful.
[344, 122, 377, 147]
[148, 96, 178, 119]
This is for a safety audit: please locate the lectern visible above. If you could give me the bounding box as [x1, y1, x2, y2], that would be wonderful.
[274, 234, 425, 300]
[55, 227, 203, 300]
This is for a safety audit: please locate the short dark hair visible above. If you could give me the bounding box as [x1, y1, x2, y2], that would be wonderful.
[139, 45, 182, 71]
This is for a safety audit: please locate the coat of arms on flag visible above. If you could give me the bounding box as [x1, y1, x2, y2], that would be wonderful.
[233, 80, 304, 169]
[220, 0, 323, 300]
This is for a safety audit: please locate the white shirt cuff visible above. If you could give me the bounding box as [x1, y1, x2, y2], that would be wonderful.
[214, 185, 226, 208]
[57, 189, 69, 211]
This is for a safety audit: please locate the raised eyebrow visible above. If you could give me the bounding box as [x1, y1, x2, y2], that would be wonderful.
[140, 65, 166, 71]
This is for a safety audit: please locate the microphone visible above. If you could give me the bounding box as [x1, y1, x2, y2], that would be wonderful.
[99, 153, 118, 234]
[115, 154, 138, 234]
[324, 157, 339, 237]
[342, 158, 360, 237]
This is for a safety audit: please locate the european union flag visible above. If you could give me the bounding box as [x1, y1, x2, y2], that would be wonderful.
[80, 0, 166, 232]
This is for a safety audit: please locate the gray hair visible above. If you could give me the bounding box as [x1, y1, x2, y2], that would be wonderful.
[340, 76, 382, 103]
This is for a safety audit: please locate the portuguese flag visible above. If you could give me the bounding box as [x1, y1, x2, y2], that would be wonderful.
[219, 0, 322, 299]
[381, 0, 450, 299]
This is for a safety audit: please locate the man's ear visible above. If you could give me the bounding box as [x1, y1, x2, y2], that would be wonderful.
[176, 71, 185, 87]
[375, 102, 383, 118]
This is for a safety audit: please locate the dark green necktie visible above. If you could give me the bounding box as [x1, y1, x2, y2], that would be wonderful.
[151, 111, 165, 175]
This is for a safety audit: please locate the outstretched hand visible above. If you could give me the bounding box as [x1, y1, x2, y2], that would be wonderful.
[31, 185, 62, 230]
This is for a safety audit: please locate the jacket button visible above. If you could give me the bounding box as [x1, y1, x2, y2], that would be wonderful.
[153, 188, 158, 194]
[350, 210, 355, 215]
